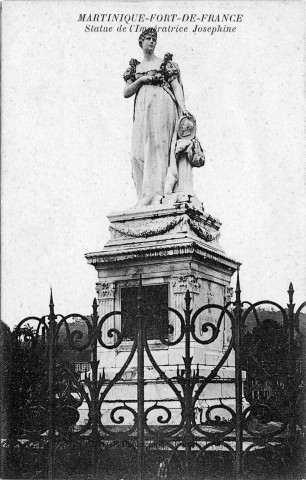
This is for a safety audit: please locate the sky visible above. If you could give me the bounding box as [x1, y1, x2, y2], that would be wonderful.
[2, 0, 305, 329]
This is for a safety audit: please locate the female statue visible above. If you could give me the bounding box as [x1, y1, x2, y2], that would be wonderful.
[123, 28, 191, 207]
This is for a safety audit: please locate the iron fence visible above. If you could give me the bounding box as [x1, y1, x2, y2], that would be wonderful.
[1, 273, 305, 480]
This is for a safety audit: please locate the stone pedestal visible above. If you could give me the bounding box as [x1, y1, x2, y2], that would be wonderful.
[85, 200, 240, 423]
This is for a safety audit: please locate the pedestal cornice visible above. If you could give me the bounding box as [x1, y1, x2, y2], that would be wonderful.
[86, 239, 240, 275]
[85, 202, 240, 275]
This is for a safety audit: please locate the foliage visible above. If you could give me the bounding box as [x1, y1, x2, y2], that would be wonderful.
[0, 320, 13, 440]
[4, 324, 82, 439]
[242, 312, 305, 422]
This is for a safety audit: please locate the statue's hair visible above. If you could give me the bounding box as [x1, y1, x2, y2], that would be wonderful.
[138, 28, 157, 47]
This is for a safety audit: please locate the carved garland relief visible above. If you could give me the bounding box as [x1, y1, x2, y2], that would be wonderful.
[109, 214, 220, 242]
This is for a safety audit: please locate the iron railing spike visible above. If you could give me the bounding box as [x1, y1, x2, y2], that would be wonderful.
[185, 289, 191, 308]
[49, 287, 54, 310]
[288, 282, 294, 304]
[235, 268, 241, 300]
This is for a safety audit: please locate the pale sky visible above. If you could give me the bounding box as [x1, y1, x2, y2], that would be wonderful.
[2, 0, 305, 329]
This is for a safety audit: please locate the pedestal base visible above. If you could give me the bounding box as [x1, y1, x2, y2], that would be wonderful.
[85, 200, 241, 424]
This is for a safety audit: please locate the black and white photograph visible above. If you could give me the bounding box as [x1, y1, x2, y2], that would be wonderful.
[1, 1, 305, 479]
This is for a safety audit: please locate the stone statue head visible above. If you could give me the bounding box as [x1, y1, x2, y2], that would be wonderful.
[138, 28, 158, 48]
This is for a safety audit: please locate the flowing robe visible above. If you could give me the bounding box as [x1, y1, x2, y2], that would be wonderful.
[124, 55, 182, 203]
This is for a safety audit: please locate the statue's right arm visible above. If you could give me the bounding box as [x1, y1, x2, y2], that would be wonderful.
[123, 78, 144, 98]
[123, 76, 152, 98]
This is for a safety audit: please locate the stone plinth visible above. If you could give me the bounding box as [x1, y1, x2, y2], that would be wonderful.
[86, 202, 237, 296]
[85, 201, 240, 421]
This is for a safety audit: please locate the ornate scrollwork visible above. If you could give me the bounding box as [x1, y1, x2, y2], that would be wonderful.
[295, 300, 306, 337]
[99, 403, 138, 438]
[156, 306, 185, 346]
[191, 304, 234, 345]
[144, 404, 173, 435]
[97, 311, 123, 349]
[5, 280, 305, 480]
[14, 316, 48, 349]
[205, 403, 235, 426]
[242, 300, 288, 327]
[242, 404, 287, 438]
[110, 404, 137, 425]
[57, 313, 93, 351]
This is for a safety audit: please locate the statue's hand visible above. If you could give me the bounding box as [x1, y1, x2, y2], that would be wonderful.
[182, 110, 192, 118]
[141, 75, 154, 84]
[182, 110, 196, 124]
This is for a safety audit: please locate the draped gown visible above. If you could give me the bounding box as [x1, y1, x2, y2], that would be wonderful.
[124, 54, 182, 204]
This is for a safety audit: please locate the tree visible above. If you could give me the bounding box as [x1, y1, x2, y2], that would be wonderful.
[242, 318, 289, 420]
[5, 324, 83, 439]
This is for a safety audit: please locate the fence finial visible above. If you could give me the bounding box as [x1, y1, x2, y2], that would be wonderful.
[288, 282, 294, 304]
[185, 289, 191, 310]
[92, 297, 98, 317]
[235, 267, 241, 305]
[49, 287, 54, 315]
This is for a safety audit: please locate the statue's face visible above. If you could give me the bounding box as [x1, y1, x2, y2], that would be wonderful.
[142, 35, 157, 52]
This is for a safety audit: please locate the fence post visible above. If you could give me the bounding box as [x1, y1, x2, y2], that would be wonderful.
[233, 270, 243, 480]
[137, 276, 145, 480]
[183, 289, 192, 480]
[48, 289, 56, 480]
[287, 283, 296, 439]
[91, 298, 100, 479]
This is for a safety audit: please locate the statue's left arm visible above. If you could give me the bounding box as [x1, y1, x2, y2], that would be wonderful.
[164, 58, 188, 116]
[171, 78, 188, 116]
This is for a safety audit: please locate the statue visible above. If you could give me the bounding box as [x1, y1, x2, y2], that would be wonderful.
[123, 28, 204, 208]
